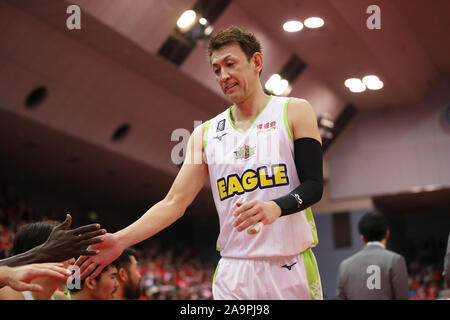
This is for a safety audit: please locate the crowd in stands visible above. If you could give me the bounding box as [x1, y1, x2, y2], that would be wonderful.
[0, 184, 448, 300]
[135, 241, 215, 300]
[405, 239, 449, 300]
[0, 186, 34, 259]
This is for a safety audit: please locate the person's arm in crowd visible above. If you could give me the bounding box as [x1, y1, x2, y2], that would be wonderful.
[76, 123, 209, 279]
[0, 214, 105, 267]
[443, 234, 450, 288]
[391, 255, 409, 300]
[0, 263, 71, 292]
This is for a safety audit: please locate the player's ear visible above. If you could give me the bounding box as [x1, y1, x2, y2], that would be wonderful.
[251, 52, 263, 74]
[119, 268, 128, 281]
[85, 277, 97, 290]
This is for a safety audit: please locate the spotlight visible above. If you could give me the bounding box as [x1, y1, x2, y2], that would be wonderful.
[177, 10, 196, 30]
[283, 20, 303, 32]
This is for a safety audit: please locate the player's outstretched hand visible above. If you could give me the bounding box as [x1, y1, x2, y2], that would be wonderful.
[75, 233, 125, 280]
[232, 200, 282, 234]
[0, 263, 72, 292]
[39, 214, 107, 262]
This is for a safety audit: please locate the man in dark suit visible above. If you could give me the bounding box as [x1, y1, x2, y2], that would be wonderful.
[337, 211, 409, 300]
[444, 234, 450, 289]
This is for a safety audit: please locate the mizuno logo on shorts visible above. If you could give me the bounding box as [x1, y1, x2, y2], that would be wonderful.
[281, 262, 297, 270]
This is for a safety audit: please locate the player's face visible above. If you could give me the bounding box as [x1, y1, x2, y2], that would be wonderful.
[94, 266, 119, 300]
[123, 256, 142, 299]
[211, 43, 260, 104]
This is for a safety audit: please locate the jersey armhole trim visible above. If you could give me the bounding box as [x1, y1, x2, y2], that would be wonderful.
[283, 98, 294, 144]
[203, 120, 212, 150]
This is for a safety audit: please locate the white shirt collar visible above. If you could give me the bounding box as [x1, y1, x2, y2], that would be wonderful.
[366, 241, 385, 248]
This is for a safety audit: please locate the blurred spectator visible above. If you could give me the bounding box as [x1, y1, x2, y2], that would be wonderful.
[136, 240, 215, 300]
[0, 216, 14, 259]
[112, 247, 142, 300]
[406, 237, 447, 300]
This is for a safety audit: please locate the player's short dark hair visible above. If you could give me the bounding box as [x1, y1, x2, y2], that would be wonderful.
[12, 220, 59, 256]
[208, 25, 261, 62]
[112, 247, 137, 271]
[358, 211, 389, 242]
[68, 264, 115, 293]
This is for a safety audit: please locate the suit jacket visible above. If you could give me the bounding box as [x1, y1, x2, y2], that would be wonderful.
[444, 234, 450, 288]
[337, 244, 409, 300]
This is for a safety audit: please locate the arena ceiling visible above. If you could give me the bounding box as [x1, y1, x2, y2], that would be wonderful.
[0, 0, 449, 218]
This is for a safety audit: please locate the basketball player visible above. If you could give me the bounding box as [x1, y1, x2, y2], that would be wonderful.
[111, 247, 141, 300]
[76, 26, 324, 300]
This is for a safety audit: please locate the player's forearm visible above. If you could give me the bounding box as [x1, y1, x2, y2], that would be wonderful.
[114, 197, 186, 248]
[272, 137, 323, 216]
[0, 245, 44, 267]
[0, 266, 10, 288]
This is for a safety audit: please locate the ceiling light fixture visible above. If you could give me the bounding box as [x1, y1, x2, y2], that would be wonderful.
[283, 20, 303, 32]
[265, 74, 291, 96]
[362, 75, 384, 90]
[345, 78, 366, 93]
[177, 10, 197, 30]
[204, 25, 214, 36]
[348, 82, 366, 93]
[344, 78, 362, 88]
[304, 17, 324, 29]
[320, 118, 334, 129]
[265, 74, 281, 91]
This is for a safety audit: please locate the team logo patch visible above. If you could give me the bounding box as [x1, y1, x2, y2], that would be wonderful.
[217, 119, 225, 132]
[234, 145, 255, 160]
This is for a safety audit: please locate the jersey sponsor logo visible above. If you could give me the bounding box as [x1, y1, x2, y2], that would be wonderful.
[217, 119, 225, 131]
[257, 121, 277, 131]
[234, 145, 255, 160]
[216, 164, 289, 200]
[213, 132, 228, 141]
[281, 262, 297, 270]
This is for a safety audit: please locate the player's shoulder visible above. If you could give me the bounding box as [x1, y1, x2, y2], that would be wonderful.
[197, 105, 230, 138]
[285, 97, 318, 126]
[192, 120, 210, 137]
[286, 97, 314, 114]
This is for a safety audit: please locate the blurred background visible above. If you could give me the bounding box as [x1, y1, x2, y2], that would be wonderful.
[0, 0, 449, 300]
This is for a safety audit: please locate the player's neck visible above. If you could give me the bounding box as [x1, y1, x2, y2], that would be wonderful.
[233, 86, 269, 121]
[71, 290, 91, 300]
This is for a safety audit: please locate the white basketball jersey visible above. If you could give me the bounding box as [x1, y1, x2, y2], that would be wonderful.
[204, 95, 319, 258]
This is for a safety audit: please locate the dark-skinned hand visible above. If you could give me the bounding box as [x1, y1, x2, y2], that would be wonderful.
[38, 214, 106, 262]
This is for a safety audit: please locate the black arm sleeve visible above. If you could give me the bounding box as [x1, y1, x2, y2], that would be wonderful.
[272, 137, 323, 216]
